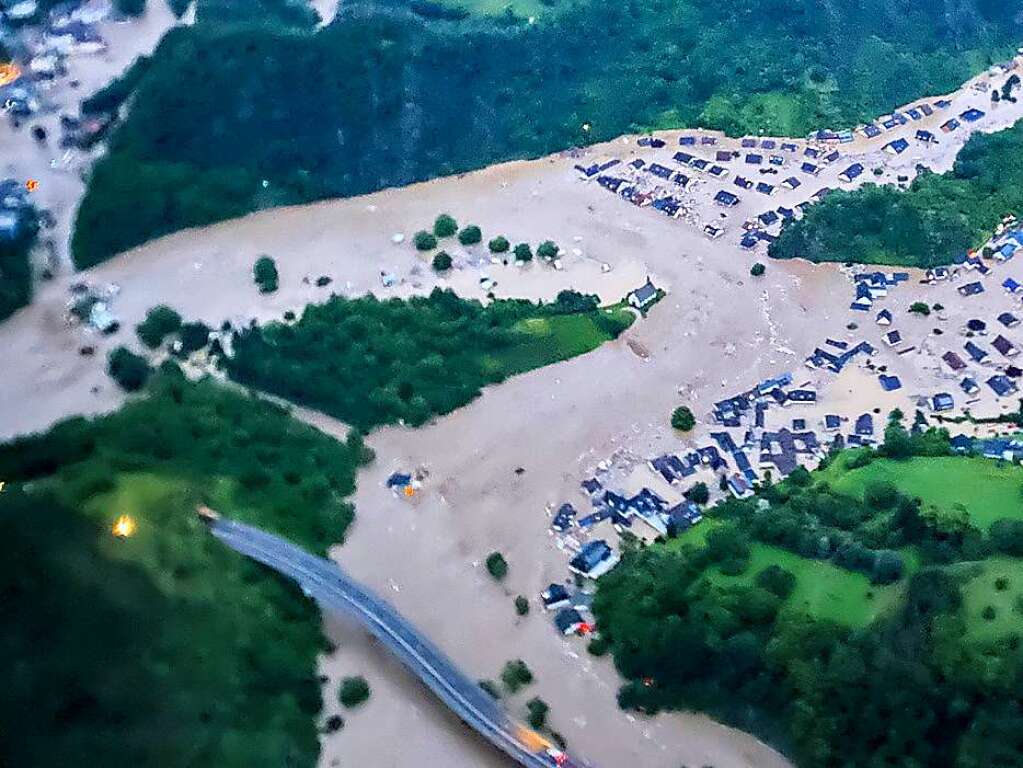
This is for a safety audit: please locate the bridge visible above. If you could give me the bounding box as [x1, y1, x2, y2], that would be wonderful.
[205, 513, 590, 768]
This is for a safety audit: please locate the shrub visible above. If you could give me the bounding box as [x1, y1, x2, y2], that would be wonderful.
[750, 262, 766, 277]
[323, 715, 344, 733]
[864, 480, 898, 510]
[587, 635, 609, 656]
[136, 305, 182, 349]
[413, 230, 438, 251]
[254, 255, 279, 293]
[114, 0, 145, 16]
[683, 482, 709, 505]
[514, 595, 529, 615]
[433, 214, 458, 238]
[338, 676, 370, 708]
[489, 236, 510, 253]
[537, 240, 560, 261]
[178, 322, 211, 355]
[671, 405, 696, 431]
[501, 659, 533, 693]
[982, 605, 997, 621]
[996, 577, 1010, 591]
[432, 251, 453, 271]
[486, 552, 508, 580]
[756, 564, 796, 599]
[513, 243, 533, 262]
[526, 697, 549, 729]
[458, 225, 482, 245]
[909, 301, 931, 316]
[107, 347, 151, 392]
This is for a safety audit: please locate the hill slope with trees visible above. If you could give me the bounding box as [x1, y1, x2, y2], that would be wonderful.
[72, 0, 1023, 266]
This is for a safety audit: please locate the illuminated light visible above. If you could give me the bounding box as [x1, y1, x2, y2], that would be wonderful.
[642, 677, 654, 687]
[577, 622, 592, 635]
[581, 122, 592, 133]
[403, 485, 415, 497]
[25, 179, 38, 192]
[112, 515, 137, 538]
[0, 62, 20, 87]
[0, 481, 5, 493]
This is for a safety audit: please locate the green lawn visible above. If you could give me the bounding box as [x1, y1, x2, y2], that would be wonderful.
[823, 456, 1023, 530]
[957, 557, 1023, 644]
[492, 307, 634, 375]
[706, 543, 908, 628]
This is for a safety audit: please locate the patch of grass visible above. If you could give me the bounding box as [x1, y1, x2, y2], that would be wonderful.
[705, 543, 909, 628]
[957, 558, 1023, 644]
[822, 456, 1023, 530]
[491, 308, 633, 375]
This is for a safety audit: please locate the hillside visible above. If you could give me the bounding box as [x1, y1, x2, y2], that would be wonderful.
[72, 0, 1023, 267]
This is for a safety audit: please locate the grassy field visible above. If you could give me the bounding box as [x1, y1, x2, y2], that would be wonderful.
[956, 557, 1023, 644]
[706, 543, 909, 628]
[822, 455, 1023, 530]
[494, 307, 634, 375]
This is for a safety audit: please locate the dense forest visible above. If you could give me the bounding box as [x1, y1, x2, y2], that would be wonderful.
[0, 372, 371, 767]
[72, 0, 1023, 266]
[225, 288, 631, 430]
[593, 415, 1023, 767]
[0, 212, 39, 322]
[771, 120, 1023, 267]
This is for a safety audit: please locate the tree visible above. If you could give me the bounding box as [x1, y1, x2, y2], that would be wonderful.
[107, 346, 151, 392]
[114, 0, 145, 16]
[458, 225, 482, 245]
[671, 406, 696, 431]
[178, 322, 211, 354]
[526, 697, 549, 729]
[413, 231, 438, 251]
[750, 262, 766, 277]
[432, 251, 453, 271]
[514, 595, 529, 615]
[501, 659, 533, 692]
[683, 481, 709, 505]
[136, 305, 182, 349]
[254, 255, 279, 293]
[489, 236, 510, 253]
[537, 241, 560, 261]
[909, 301, 931, 316]
[486, 552, 508, 580]
[338, 676, 370, 707]
[513, 243, 533, 262]
[756, 564, 796, 598]
[433, 214, 458, 238]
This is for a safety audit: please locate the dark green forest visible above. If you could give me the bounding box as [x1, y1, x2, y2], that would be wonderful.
[224, 288, 631, 430]
[72, 0, 1023, 266]
[0, 214, 39, 322]
[0, 372, 371, 767]
[593, 418, 1023, 767]
[771, 120, 1023, 267]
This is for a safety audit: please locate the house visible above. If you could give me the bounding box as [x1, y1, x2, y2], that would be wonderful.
[386, 472, 412, 489]
[823, 414, 842, 431]
[666, 502, 703, 535]
[734, 176, 753, 190]
[679, 136, 697, 146]
[998, 312, 1021, 328]
[777, 206, 794, 220]
[761, 139, 777, 150]
[987, 375, 1018, 397]
[786, 389, 817, 405]
[961, 377, 980, 395]
[822, 150, 840, 164]
[673, 151, 694, 165]
[551, 503, 577, 532]
[756, 182, 776, 196]
[714, 189, 740, 207]
[855, 413, 874, 437]
[879, 374, 902, 392]
[862, 124, 882, 138]
[839, 163, 864, 182]
[769, 155, 785, 166]
[800, 162, 820, 175]
[581, 477, 602, 496]
[960, 108, 986, 123]
[950, 435, 974, 454]
[554, 607, 587, 635]
[540, 583, 571, 611]
[931, 392, 955, 412]
[958, 281, 985, 297]
[964, 341, 989, 363]
[727, 473, 754, 499]
[884, 138, 910, 154]
[876, 308, 893, 326]
[926, 266, 951, 282]
[967, 318, 987, 334]
[1003, 277, 1021, 293]
[759, 210, 779, 227]
[884, 330, 902, 346]
[941, 118, 961, 133]
[740, 233, 760, 250]
[745, 153, 763, 165]
[994, 335, 1019, 357]
[709, 165, 729, 178]
[741, 138, 757, 148]
[568, 540, 620, 579]
[782, 176, 802, 190]
[915, 129, 936, 143]
[628, 488, 668, 515]
[704, 224, 724, 240]
[997, 244, 1017, 262]
[716, 150, 734, 162]
[601, 490, 630, 514]
[627, 278, 659, 310]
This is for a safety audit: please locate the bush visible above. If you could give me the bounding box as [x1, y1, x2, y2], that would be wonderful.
[458, 225, 482, 245]
[114, 0, 145, 16]
[871, 550, 904, 585]
[178, 322, 211, 354]
[864, 480, 899, 510]
[414, 230, 438, 251]
[526, 697, 549, 729]
[513, 243, 533, 262]
[432, 251, 453, 271]
[433, 214, 458, 238]
[750, 262, 766, 277]
[587, 635, 609, 656]
[136, 305, 182, 349]
[537, 240, 560, 261]
[338, 676, 370, 708]
[683, 482, 709, 505]
[756, 564, 796, 599]
[501, 659, 533, 693]
[996, 577, 1010, 591]
[982, 605, 997, 621]
[254, 255, 279, 293]
[514, 595, 529, 615]
[489, 236, 510, 253]
[107, 346, 152, 392]
[486, 551, 508, 580]
[671, 406, 696, 431]
[909, 301, 931, 316]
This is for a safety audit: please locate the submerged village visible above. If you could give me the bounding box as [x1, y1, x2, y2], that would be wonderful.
[372, 55, 1023, 642]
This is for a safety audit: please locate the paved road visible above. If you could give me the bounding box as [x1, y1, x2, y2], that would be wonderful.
[208, 517, 589, 768]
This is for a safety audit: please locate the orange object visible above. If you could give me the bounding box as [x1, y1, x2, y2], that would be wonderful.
[0, 62, 20, 87]
[25, 179, 38, 192]
[112, 515, 137, 538]
[403, 485, 415, 497]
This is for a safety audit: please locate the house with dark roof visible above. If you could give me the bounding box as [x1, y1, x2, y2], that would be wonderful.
[777, 206, 794, 220]
[714, 189, 740, 207]
[568, 540, 619, 579]
[666, 502, 703, 535]
[581, 477, 602, 496]
[823, 414, 842, 431]
[759, 210, 779, 226]
[876, 308, 893, 326]
[839, 163, 864, 182]
[987, 375, 1017, 397]
[800, 162, 820, 175]
[551, 503, 577, 532]
[756, 182, 775, 196]
[931, 392, 955, 412]
[998, 312, 1021, 328]
[679, 136, 697, 146]
[942, 118, 960, 133]
[741, 138, 757, 148]
[734, 176, 753, 189]
[961, 377, 980, 395]
[884, 330, 902, 346]
[716, 150, 734, 162]
[627, 278, 659, 310]
[862, 124, 882, 138]
[386, 472, 412, 489]
[960, 108, 986, 122]
[554, 607, 587, 635]
[967, 318, 987, 334]
[541, 583, 571, 611]
[915, 129, 936, 143]
[786, 389, 818, 405]
[782, 176, 802, 190]
[727, 473, 754, 499]
[965, 341, 989, 363]
[745, 153, 763, 165]
[884, 138, 910, 154]
[879, 374, 902, 392]
[994, 335, 1019, 357]
[855, 413, 874, 437]
[959, 281, 985, 297]
[740, 233, 760, 250]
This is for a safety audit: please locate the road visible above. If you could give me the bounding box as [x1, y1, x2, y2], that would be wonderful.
[207, 516, 590, 768]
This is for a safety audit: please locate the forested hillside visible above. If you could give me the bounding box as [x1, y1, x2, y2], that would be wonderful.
[770, 120, 1023, 267]
[73, 0, 1023, 266]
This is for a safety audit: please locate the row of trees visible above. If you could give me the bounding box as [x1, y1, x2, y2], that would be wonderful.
[0, 209, 39, 322]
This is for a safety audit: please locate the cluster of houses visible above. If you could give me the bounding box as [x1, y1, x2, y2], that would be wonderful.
[849, 270, 910, 312]
[0, 176, 34, 240]
[856, 99, 951, 141]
